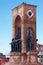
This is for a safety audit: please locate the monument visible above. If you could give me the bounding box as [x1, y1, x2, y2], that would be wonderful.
[5, 3, 40, 65]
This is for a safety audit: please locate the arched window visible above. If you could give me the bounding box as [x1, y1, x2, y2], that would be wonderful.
[26, 28, 34, 51]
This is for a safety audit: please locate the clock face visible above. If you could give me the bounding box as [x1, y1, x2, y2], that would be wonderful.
[27, 10, 33, 18]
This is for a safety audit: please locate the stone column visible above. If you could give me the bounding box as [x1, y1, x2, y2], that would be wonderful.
[21, 22, 26, 53]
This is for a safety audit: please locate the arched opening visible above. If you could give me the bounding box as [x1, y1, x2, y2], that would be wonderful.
[26, 28, 34, 51]
[15, 15, 21, 52]
[11, 15, 21, 52]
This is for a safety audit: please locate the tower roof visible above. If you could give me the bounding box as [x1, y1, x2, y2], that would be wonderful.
[12, 2, 37, 11]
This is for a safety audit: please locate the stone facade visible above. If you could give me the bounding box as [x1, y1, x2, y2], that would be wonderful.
[12, 3, 36, 52]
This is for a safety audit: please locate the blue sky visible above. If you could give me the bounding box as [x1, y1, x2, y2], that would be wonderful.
[0, 0, 43, 55]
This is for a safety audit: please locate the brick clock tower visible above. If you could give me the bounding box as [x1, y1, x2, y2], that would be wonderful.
[5, 3, 39, 65]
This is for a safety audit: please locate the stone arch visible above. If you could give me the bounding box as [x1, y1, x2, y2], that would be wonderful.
[15, 15, 21, 38]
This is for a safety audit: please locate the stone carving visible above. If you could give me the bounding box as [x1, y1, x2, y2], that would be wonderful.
[11, 38, 21, 52]
[26, 28, 34, 51]
[30, 55, 36, 63]
[11, 27, 21, 52]
[13, 56, 21, 64]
